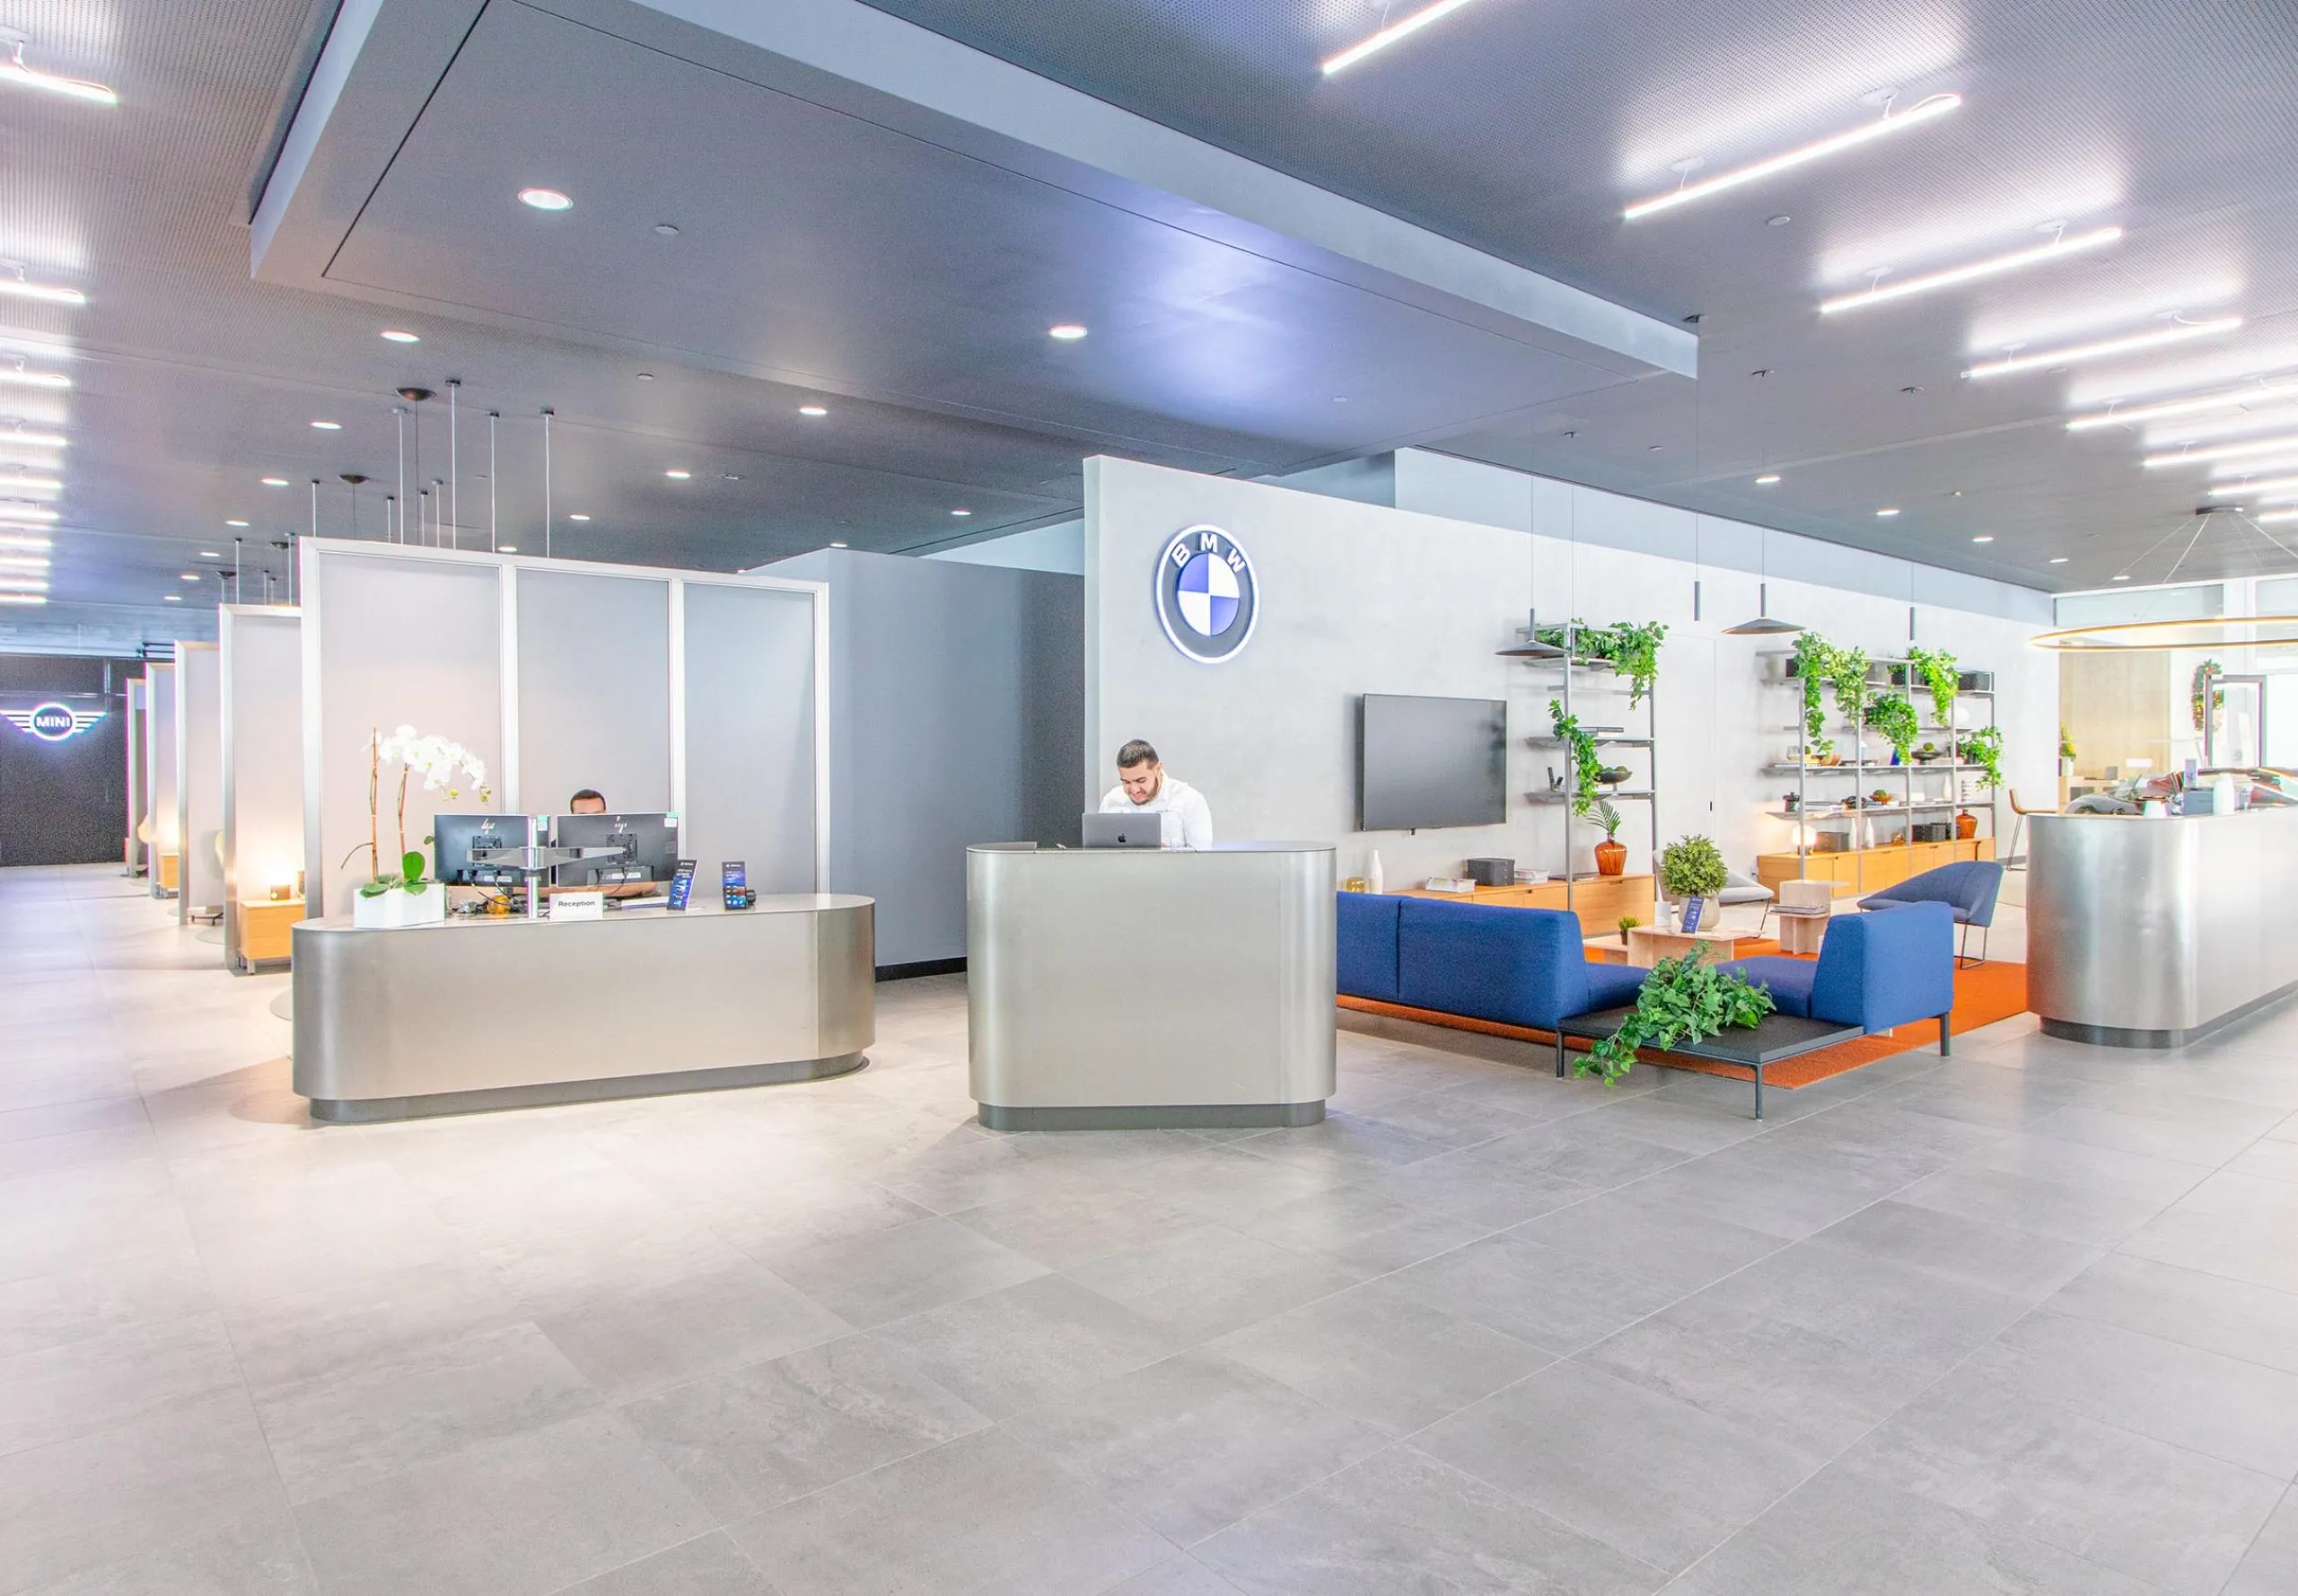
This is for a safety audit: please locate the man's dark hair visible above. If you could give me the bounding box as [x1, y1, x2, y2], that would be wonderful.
[1115, 740, 1159, 770]
[569, 788, 605, 807]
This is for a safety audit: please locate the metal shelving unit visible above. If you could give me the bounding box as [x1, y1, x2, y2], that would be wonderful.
[1765, 653, 1998, 887]
[1510, 618, 1660, 915]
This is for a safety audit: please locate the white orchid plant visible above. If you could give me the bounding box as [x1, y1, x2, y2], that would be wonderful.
[345, 724, 493, 897]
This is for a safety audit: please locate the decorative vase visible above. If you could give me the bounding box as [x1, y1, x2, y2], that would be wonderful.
[352, 881, 446, 930]
[1365, 851, 1384, 896]
[1954, 811, 1978, 840]
[1593, 838, 1627, 877]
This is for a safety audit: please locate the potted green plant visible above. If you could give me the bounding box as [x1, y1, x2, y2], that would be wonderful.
[2192, 661, 2223, 732]
[1904, 645, 1959, 725]
[1577, 953, 1776, 1083]
[1592, 800, 1627, 877]
[1791, 632, 1837, 761]
[1957, 724, 2004, 789]
[2059, 725, 2076, 776]
[1617, 913, 1639, 945]
[343, 724, 490, 929]
[1659, 834, 1728, 929]
[1865, 695, 1920, 762]
[1549, 700, 1603, 819]
[1532, 618, 1669, 706]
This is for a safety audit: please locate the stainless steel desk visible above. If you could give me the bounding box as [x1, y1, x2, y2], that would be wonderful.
[967, 843, 1335, 1129]
[2030, 809, 2298, 1046]
[292, 895, 873, 1120]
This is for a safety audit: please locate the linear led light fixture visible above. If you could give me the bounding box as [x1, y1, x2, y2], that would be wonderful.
[0, 592, 43, 604]
[1965, 317, 2241, 380]
[0, 471, 61, 490]
[0, 275, 83, 306]
[0, 531, 50, 549]
[0, 554, 49, 570]
[1321, 0, 1486, 75]
[0, 40, 117, 105]
[1627, 93, 1960, 220]
[2144, 434, 2298, 469]
[0, 365, 69, 390]
[2066, 377, 2298, 432]
[2258, 509, 2298, 525]
[1821, 225, 2121, 315]
[2206, 474, 2298, 499]
[3, 427, 65, 448]
[0, 573, 48, 589]
[0, 504, 57, 522]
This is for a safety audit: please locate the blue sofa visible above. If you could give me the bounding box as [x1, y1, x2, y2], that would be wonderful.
[1859, 859, 2004, 966]
[1336, 894, 1650, 1072]
[1720, 900, 1957, 1053]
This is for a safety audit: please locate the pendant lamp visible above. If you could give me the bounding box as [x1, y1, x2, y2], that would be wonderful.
[1724, 583, 1803, 636]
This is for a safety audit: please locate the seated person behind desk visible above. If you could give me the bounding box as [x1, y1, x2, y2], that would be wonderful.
[1098, 739, 1213, 850]
[562, 788, 647, 899]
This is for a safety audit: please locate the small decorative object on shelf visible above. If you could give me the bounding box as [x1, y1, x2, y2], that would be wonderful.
[1366, 849, 1385, 895]
[1617, 914, 1639, 944]
[346, 724, 489, 930]
[1955, 811, 1978, 840]
[1592, 800, 1627, 877]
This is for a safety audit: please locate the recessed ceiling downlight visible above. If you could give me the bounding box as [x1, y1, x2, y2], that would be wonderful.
[224, 519, 248, 528]
[1876, 507, 1900, 516]
[798, 405, 828, 417]
[518, 188, 572, 212]
[381, 329, 420, 344]
[1048, 324, 1088, 341]
[261, 477, 289, 487]
[1754, 474, 1782, 485]
[664, 469, 690, 480]
[567, 513, 590, 522]
[310, 420, 341, 431]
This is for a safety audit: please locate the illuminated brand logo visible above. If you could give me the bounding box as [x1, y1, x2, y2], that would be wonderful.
[1154, 524, 1258, 664]
[2, 700, 105, 741]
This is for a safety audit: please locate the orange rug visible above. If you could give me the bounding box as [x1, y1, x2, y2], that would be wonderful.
[1338, 948, 2030, 1091]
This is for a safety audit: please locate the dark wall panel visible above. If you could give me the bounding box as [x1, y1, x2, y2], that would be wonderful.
[0, 654, 137, 866]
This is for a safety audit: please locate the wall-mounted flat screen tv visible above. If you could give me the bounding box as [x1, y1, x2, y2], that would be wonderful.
[1359, 694, 1507, 830]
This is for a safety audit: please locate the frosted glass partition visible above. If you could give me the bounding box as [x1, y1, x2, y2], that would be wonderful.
[304, 550, 504, 915]
[221, 607, 303, 968]
[513, 568, 672, 816]
[175, 643, 224, 922]
[301, 540, 826, 915]
[682, 580, 826, 894]
[145, 661, 178, 883]
[124, 678, 145, 872]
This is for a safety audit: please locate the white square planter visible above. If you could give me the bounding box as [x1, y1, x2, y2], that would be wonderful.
[351, 881, 446, 930]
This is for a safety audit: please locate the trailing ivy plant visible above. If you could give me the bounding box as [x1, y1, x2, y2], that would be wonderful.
[1826, 643, 1872, 727]
[1791, 631, 1834, 759]
[1865, 694, 1921, 760]
[1957, 724, 2004, 788]
[1533, 618, 1670, 706]
[1904, 645, 1960, 726]
[1580, 953, 1776, 1083]
[1549, 699, 1604, 819]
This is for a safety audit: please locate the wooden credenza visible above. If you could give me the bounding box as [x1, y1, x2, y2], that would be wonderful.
[1393, 873, 1656, 939]
[1755, 837, 1995, 899]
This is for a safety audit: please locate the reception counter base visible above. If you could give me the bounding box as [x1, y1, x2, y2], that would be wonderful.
[294, 895, 874, 1121]
[2039, 984, 2298, 1050]
[978, 1100, 1325, 1133]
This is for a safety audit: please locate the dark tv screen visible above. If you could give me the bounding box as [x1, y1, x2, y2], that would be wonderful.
[1359, 694, 1507, 830]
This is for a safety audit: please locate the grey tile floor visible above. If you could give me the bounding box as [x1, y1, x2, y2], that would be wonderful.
[2, 863, 2295, 1594]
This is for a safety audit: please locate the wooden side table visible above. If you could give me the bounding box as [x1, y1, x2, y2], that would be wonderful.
[1625, 925, 1755, 967]
[1774, 913, 1829, 956]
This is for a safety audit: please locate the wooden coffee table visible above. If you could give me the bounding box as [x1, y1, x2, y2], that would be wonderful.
[1625, 925, 1757, 967]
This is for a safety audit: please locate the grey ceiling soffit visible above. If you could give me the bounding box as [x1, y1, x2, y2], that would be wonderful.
[249, 0, 1691, 386]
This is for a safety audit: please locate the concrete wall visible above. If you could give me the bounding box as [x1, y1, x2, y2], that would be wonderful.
[767, 548, 1083, 968]
[1086, 454, 2057, 890]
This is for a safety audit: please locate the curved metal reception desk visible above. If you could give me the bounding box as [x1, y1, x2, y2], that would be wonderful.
[293, 896, 874, 1120]
[2030, 810, 2298, 1047]
[968, 843, 1336, 1130]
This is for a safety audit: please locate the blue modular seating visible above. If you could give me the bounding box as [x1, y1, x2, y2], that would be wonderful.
[1335, 894, 1650, 1057]
[1720, 899, 1956, 1050]
[1858, 859, 2005, 964]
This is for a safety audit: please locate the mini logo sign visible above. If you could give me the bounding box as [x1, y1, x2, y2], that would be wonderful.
[2, 700, 106, 741]
[1154, 524, 1259, 664]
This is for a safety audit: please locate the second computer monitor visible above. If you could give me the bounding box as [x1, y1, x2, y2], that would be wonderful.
[434, 812, 535, 885]
[551, 812, 679, 886]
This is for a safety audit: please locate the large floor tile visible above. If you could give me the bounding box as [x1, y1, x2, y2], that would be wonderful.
[1512, 1191, 1785, 1294]
[1231, 1180, 1495, 1276]
[621, 1333, 988, 1520]
[0, 1309, 242, 1458]
[1695, 1235, 2030, 1372]
[554, 1530, 776, 1595]
[2043, 1251, 2298, 1375]
[1064, 1222, 1359, 1344]
[1005, 1350, 1386, 1546]
[531, 1256, 854, 1402]
[2224, 1486, 2298, 1596]
[0, 1240, 214, 1362]
[1212, 1279, 1549, 1436]
[1416, 1361, 1811, 1574]
[766, 1216, 1047, 1329]
[1193, 1443, 1663, 1595]
[726, 1427, 1175, 1596]
[1387, 1229, 1683, 1355]
[2118, 1170, 2298, 1293]
[865, 1273, 1180, 1419]
[1802, 1198, 2102, 1304]
[292, 1410, 714, 1596]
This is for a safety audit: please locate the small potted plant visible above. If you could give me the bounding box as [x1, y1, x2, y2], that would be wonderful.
[1617, 913, 1640, 945]
[1592, 800, 1627, 877]
[1659, 834, 1728, 931]
[345, 724, 490, 929]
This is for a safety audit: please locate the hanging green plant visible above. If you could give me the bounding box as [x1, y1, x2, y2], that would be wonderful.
[1826, 644, 1872, 726]
[1864, 695, 1921, 759]
[1549, 699, 1603, 819]
[1579, 954, 1776, 1083]
[1904, 645, 1960, 725]
[2191, 660, 2224, 732]
[1792, 631, 1833, 758]
[1532, 618, 1669, 706]
[1957, 724, 2004, 788]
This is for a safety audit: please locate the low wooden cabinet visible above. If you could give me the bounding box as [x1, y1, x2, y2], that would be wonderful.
[238, 899, 304, 965]
[1396, 873, 1655, 939]
[1756, 837, 1994, 899]
[157, 852, 179, 891]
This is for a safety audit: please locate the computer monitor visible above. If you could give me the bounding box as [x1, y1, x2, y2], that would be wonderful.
[551, 812, 679, 886]
[433, 812, 535, 886]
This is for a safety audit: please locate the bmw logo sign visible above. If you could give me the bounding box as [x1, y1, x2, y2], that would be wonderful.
[1154, 524, 1259, 664]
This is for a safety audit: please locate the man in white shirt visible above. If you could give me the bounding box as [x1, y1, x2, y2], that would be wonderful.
[1098, 739, 1214, 850]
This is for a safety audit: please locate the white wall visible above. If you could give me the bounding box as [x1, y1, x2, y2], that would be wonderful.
[174, 643, 224, 920]
[220, 606, 303, 965]
[144, 661, 177, 880]
[1086, 455, 2057, 890]
[925, 519, 1084, 576]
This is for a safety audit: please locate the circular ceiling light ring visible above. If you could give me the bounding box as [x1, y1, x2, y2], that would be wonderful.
[2027, 615, 2298, 651]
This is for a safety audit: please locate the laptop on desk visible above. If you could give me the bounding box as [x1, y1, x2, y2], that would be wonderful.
[1082, 812, 1164, 849]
